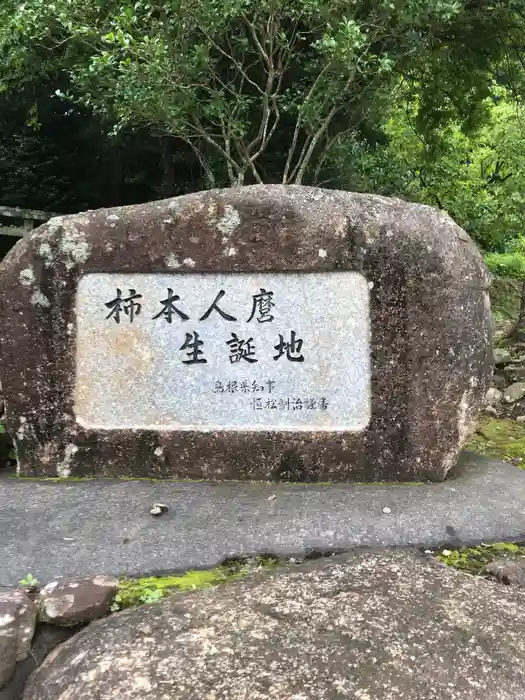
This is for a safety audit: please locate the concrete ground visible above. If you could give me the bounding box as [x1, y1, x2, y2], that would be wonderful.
[0, 452, 523, 586]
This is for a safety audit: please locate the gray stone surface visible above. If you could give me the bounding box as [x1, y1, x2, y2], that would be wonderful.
[485, 387, 503, 405]
[1, 453, 525, 587]
[483, 558, 525, 586]
[22, 549, 525, 700]
[493, 347, 512, 366]
[504, 364, 525, 383]
[38, 575, 119, 627]
[504, 381, 525, 403]
[9, 590, 37, 662]
[75, 271, 371, 431]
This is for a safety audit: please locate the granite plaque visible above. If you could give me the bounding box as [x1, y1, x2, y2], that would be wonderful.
[75, 272, 371, 431]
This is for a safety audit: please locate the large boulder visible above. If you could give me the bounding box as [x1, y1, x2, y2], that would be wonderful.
[23, 550, 525, 700]
[0, 186, 491, 482]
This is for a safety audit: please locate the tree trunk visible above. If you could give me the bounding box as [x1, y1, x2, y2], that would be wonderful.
[511, 278, 525, 342]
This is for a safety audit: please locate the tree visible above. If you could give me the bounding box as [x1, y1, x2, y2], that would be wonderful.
[0, 74, 209, 214]
[380, 92, 525, 251]
[374, 86, 525, 338]
[0, 0, 522, 188]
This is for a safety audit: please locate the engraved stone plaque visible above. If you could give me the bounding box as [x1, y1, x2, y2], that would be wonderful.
[75, 272, 371, 431]
[0, 185, 491, 481]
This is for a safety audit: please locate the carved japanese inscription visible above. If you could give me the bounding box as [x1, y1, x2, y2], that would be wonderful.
[75, 271, 371, 431]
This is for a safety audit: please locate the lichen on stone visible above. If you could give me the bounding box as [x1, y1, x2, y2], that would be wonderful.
[216, 204, 241, 239]
[165, 253, 181, 268]
[30, 290, 51, 308]
[56, 444, 79, 478]
[38, 242, 54, 268]
[59, 227, 91, 270]
[19, 268, 35, 286]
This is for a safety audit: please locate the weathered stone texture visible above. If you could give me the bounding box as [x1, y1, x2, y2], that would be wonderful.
[0, 589, 37, 690]
[0, 597, 18, 690]
[0, 625, 75, 700]
[38, 576, 119, 627]
[22, 550, 525, 700]
[0, 185, 492, 481]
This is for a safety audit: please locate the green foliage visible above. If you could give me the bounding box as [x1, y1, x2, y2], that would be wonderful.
[485, 252, 525, 280]
[18, 573, 39, 587]
[360, 93, 525, 252]
[112, 571, 230, 610]
[437, 542, 525, 575]
[0, 0, 521, 187]
[0, 0, 522, 234]
[0, 72, 205, 215]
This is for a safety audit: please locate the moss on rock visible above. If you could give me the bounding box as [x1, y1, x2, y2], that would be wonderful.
[113, 556, 281, 610]
[465, 418, 525, 465]
[437, 542, 525, 575]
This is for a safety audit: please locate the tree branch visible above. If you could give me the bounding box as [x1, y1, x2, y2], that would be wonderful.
[191, 116, 243, 184]
[281, 62, 338, 183]
[201, 30, 265, 95]
[311, 127, 356, 185]
[185, 138, 216, 188]
[293, 104, 339, 184]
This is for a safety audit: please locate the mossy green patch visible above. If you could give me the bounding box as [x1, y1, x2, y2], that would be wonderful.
[465, 418, 525, 465]
[437, 542, 525, 575]
[113, 556, 282, 611]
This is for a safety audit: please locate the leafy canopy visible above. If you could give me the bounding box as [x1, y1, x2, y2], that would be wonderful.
[0, 0, 521, 186]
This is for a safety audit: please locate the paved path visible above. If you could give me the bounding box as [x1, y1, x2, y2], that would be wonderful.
[0, 452, 523, 586]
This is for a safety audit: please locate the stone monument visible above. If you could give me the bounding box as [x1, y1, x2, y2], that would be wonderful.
[0, 186, 492, 482]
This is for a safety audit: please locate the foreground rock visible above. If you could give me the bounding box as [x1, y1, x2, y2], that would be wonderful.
[503, 381, 525, 403]
[0, 626, 75, 700]
[38, 576, 119, 627]
[0, 590, 36, 689]
[483, 557, 525, 586]
[23, 550, 525, 700]
[0, 596, 18, 690]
